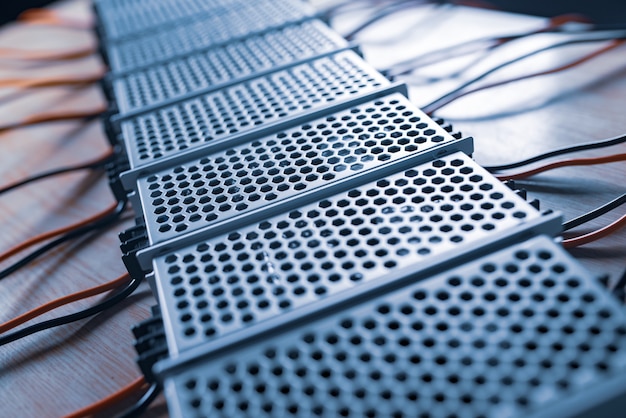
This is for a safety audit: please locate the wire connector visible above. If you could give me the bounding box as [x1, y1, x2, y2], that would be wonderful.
[102, 110, 121, 146]
[433, 117, 463, 139]
[132, 307, 168, 383]
[106, 149, 130, 203]
[120, 225, 149, 279]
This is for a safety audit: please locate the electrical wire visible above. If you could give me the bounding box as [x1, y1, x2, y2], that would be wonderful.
[562, 213, 626, 248]
[344, 0, 434, 41]
[0, 200, 120, 263]
[0, 271, 142, 346]
[385, 13, 589, 77]
[319, 0, 394, 19]
[118, 383, 162, 418]
[0, 45, 96, 61]
[0, 200, 127, 280]
[421, 32, 626, 115]
[0, 273, 131, 334]
[423, 39, 625, 114]
[563, 193, 626, 231]
[0, 105, 107, 133]
[0, 70, 105, 89]
[494, 153, 626, 181]
[485, 133, 626, 172]
[0, 149, 114, 195]
[62, 377, 148, 418]
[18, 8, 94, 30]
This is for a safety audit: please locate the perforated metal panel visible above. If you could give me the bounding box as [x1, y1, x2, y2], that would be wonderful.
[136, 93, 463, 246]
[110, 21, 347, 113]
[96, 0, 248, 40]
[163, 235, 626, 418]
[105, 0, 315, 73]
[121, 51, 389, 169]
[151, 152, 544, 353]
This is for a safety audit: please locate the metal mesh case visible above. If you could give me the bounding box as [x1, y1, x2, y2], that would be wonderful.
[151, 152, 546, 354]
[161, 235, 626, 418]
[119, 51, 391, 171]
[95, 0, 250, 41]
[109, 21, 348, 113]
[104, 0, 315, 73]
[135, 93, 466, 248]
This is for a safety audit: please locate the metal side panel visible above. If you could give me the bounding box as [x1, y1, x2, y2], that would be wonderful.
[119, 51, 390, 170]
[118, 85, 409, 192]
[150, 151, 550, 355]
[96, 0, 247, 41]
[110, 21, 349, 114]
[162, 235, 626, 418]
[134, 92, 460, 247]
[104, 0, 316, 73]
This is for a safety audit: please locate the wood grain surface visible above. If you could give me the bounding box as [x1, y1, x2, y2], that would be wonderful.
[0, 1, 624, 417]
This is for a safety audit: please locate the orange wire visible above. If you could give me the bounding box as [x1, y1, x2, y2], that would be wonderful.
[563, 213, 626, 248]
[0, 201, 119, 263]
[426, 39, 626, 115]
[0, 45, 96, 61]
[495, 153, 626, 181]
[62, 376, 148, 418]
[0, 105, 108, 133]
[0, 70, 105, 89]
[18, 8, 94, 30]
[0, 273, 131, 333]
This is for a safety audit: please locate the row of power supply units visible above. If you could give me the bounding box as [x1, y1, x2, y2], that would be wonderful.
[92, 0, 626, 417]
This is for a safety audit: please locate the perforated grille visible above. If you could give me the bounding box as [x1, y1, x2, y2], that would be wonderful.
[106, 0, 314, 73]
[166, 235, 626, 418]
[98, 0, 246, 40]
[112, 21, 346, 114]
[152, 152, 542, 352]
[138, 93, 459, 244]
[122, 51, 389, 168]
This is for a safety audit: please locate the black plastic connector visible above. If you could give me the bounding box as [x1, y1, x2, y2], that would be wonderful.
[529, 198, 540, 210]
[514, 189, 527, 200]
[132, 308, 168, 383]
[597, 274, 611, 287]
[102, 109, 121, 146]
[120, 222, 149, 280]
[120, 226, 148, 255]
[503, 180, 516, 190]
[106, 149, 130, 203]
[98, 77, 115, 103]
[433, 116, 463, 139]
[120, 225, 148, 244]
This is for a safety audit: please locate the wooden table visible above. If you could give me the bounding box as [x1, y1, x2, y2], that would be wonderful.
[0, 1, 624, 417]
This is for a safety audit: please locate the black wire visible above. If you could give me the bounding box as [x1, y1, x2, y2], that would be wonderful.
[485, 133, 626, 172]
[345, 0, 435, 40]
[562, 192, 626, 231]
[0, 155, 113, 195]
[386, 22, 626, 77]
[422, 32, 626, 113]
[0, 200, 127, 281]
[117, 384, 161, 418]
[0, 274, 142, 346]
[319, 0, 386, 20]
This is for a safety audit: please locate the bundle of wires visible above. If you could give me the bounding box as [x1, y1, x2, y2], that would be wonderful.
[0, 198, 127, 281]
[62, 377, 161, 418]
[0, 144, 126, 280]
[484, 133, 626, 248]
[342, 0, 441, 41]
[0, 270, 154, 415]
[382, 13, 592, 78]
[420, 34, 626, 115]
